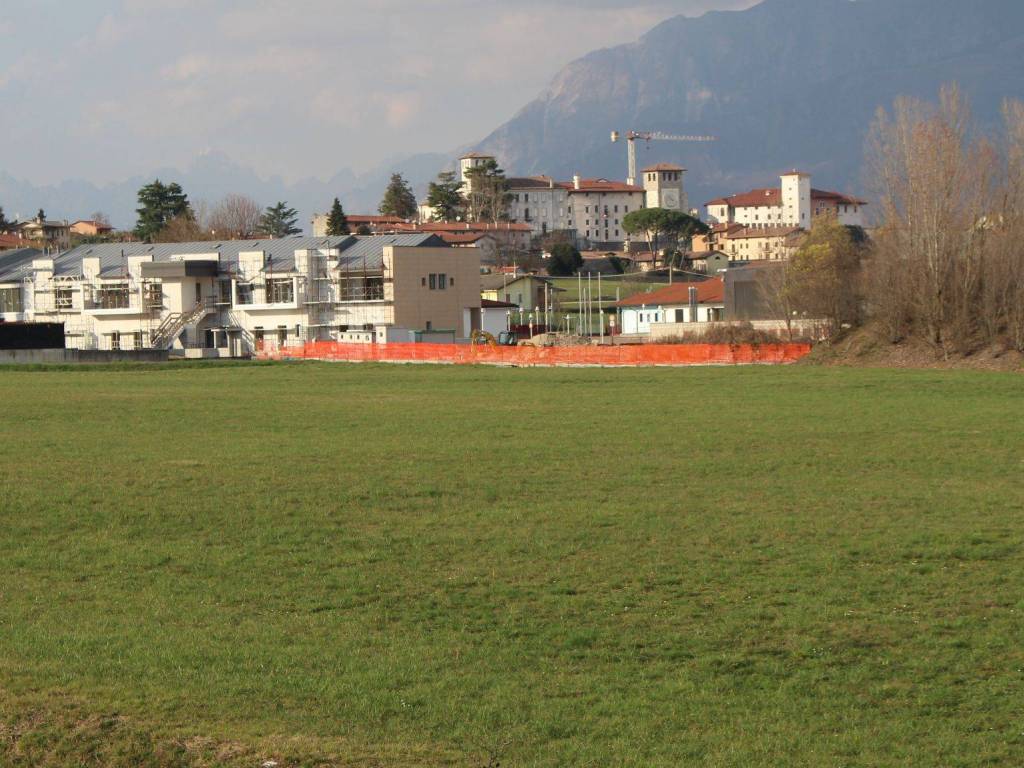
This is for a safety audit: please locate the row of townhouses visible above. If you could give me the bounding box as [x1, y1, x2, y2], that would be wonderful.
[0, 234, 482, 356]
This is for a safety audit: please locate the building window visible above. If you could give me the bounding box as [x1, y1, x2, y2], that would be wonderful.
[277, 326, 287, 345]
[0, 287, 24, 314]
[254, 327, 264, 343]
[143, 283, 162, 308]
[236, 283, 253, 305]
[95, 285, 130, 309]
[437, 273, 447, 290]
[449, 277, 455, 288]
[133, 331, 143, 349]
[55, 287, 73, 310]
[110, 331, 121, 351]
[429, 273, 437, 290]
[267, 278, 294, 304]
[217, 280, 232, 305]
[338, 276, 384, 301]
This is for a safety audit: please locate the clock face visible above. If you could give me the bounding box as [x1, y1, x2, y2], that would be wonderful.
[663, 190, 680, 210]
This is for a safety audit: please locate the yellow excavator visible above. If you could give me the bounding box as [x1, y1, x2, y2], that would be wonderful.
[471, 330, 520, 347]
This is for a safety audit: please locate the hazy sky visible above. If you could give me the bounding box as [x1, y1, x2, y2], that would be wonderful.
[1, 0, 758, 185]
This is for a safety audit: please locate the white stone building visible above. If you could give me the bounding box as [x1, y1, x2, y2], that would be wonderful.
[706, 171, 867, 229]
[507, 176, 572, 238]
[0, 235, 483, 356]
[566, 177, 646, 249]
[613, 278, 725, 335]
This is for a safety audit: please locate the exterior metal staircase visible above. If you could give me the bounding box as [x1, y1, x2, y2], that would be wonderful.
[150, 300, 214, 349]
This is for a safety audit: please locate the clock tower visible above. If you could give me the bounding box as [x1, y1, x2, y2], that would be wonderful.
[643, 164, 687, 213]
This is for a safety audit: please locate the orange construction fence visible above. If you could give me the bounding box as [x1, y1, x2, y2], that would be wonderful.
[258, 341, 813, 367]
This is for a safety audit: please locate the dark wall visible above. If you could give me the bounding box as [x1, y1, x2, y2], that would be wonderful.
[0, 322, 65, 350]
[725, 265, 780, 321]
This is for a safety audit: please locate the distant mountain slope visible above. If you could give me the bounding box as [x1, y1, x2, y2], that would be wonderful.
[472, 0, 1024, 207]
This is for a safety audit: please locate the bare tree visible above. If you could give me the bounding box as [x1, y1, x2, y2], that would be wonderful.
[863, 87, 1024, 355]
[155, 213, 204, 243]
[207, 194, 262, 239]
[867, 85, 997, 353]
[757, 262, 796, 341]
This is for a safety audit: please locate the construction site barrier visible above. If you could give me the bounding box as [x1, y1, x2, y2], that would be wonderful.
[258, 341, 813, 367]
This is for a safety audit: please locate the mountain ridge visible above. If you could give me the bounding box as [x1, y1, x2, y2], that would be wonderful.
[471, 0, 1024, 207]
[4, 0, 1024, 231]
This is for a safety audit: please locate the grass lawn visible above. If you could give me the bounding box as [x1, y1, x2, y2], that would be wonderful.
[548, 275, 667, 306]
[0, 362, 1022, 767]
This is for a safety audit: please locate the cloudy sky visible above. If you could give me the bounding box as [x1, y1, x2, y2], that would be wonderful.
[1, 0, 757, 186]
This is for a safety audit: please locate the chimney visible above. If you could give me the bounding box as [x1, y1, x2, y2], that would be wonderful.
[573, 175, 581, 190]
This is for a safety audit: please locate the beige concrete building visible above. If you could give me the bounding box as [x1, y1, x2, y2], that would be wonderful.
[701, 224, 805, 261]
[15, 216, 71, 250]
[70, 219, 114, 237]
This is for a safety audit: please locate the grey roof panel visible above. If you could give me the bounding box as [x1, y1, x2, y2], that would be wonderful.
[336, 233, 446, 270]
[0, 234, 449, 283]
[0, 248, 42, 283]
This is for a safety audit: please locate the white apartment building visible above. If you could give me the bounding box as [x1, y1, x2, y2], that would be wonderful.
[0, 235, 482, 356]
[567, 177, 646, 249]
[507, 176, 571, 238]
[706, 171, 867, 229]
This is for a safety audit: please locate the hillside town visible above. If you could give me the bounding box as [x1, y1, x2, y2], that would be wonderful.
[0, 147, 869, 358]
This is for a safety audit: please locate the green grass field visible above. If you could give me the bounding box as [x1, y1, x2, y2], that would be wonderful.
[1, 362, 1022, 767]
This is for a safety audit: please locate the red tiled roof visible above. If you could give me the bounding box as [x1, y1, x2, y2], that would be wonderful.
[706, 187, 867, 208]
[415, 221, 533, 233]
[615, 278, 725, 308]
[507, 176, 568, 190]
[706, 188, 780, 207]
[724, 225, 803, 240]
[569, 178, 645, 194]
[810, 189, 868, 206]
[347, 215, 407, 225]
[460, 152, 494, 160]
[642, 163, 685, 172]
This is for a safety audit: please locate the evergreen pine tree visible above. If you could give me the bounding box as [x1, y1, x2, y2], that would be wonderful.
[259, 201, 301, 238]
[0, 206, 8, 230]
[463, 159, 511, 223]
[36, 208, 46, 222]
[378, 173, 418, 219]
[134, 180, 192, 241]
[325, 198, 350, 236]
[426, 171, 464, 222]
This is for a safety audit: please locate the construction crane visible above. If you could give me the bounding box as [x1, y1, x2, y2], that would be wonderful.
[611, 131, 717, 186]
